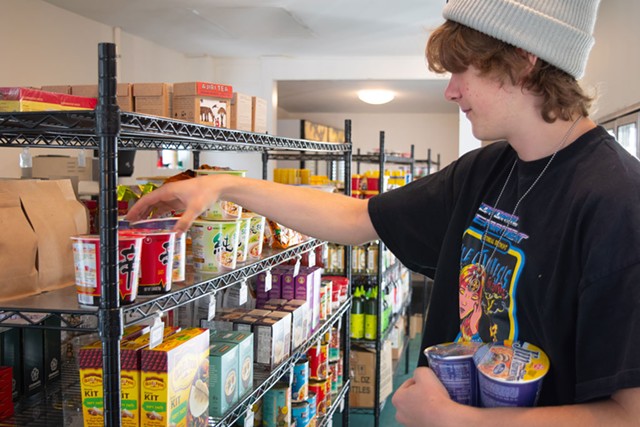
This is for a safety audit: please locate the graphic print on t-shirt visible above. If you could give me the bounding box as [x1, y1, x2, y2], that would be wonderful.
[457, 203, 526, 343]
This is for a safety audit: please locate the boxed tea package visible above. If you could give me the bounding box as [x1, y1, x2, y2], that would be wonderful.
[210, 330, 254, 398]
[140, 328, 209, 427]
[172, 81, 233, 127]
[208, 341, 239, 417]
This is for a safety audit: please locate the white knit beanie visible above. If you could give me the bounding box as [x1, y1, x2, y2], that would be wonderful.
[443, 0, 600, 79]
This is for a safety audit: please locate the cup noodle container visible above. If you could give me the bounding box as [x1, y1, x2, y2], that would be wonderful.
[473, 341, 550, 408]
[196, 169, 246, 220]
[129, 217, 186, 282]
[71, 232, 142, 306]
[121, 229, 176, 295]
[190, 220, 240, 272]
[424, 341, 483, 406]
[242, 212, 266, 260]
[236, 216, 251, 263]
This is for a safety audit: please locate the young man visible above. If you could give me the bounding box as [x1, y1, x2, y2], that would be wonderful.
[127, 0, 640, 424]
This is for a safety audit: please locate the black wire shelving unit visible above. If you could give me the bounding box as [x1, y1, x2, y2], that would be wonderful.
[0, 43, 353, 427]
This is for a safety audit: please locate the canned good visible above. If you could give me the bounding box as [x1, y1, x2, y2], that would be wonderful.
[292, 359, 309, 402]
[329, 327, 340, 361]
[291, 401, 310, 427]
[308, 379, 329, 416]
[307, 344, 329, 380]
[307, 392, 317, 427]
[262, 383, 291, 427]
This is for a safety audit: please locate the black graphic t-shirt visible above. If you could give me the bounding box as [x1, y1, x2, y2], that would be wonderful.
[368, 126, 640, 405]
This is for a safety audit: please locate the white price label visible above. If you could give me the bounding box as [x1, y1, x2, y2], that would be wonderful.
[149, 314, 165, 349]
[244, 407, 254, 427]
[308, 249, 316, 267]
[293, 256, 301, 277]
[239, 281, 248, 305]
[207, 294, 216, 321]
[265, 270, 272, 292]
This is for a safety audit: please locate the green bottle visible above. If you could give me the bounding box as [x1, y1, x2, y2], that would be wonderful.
[350, 286, 365, 339]
[364, 287, 378, 340]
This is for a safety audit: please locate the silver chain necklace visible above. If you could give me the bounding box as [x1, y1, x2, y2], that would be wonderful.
[475, 116, 583, 277]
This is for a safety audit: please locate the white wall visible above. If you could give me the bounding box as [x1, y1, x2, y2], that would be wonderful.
[584, 0, 640, 121]
[1, 0, 638, 181]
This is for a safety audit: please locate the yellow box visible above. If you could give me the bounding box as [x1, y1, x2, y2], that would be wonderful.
[141, 328, 209, 427]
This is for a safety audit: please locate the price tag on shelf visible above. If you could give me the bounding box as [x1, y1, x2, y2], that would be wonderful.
[293, 255, 301, 277]
[238, 281, 248, 306]
[149, 312, 165, 349]
[307, 249, 316, 267]
[207, 294, 216, 321]
[243, 407, 254, 427]
[264, 269, 272, 293]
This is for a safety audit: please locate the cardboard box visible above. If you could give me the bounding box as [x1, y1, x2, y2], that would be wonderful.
[390, 316, 407, 360]
[0, 87, 97, 112]
[117, 83, 134, 112]
[349, 341, 393, 409]
[133, 82, 172, 118]
[172, 81, 233, 127]
[208, 341, 239, 417]
[409, 314, 423, 339]
[140, 328, 209, 427]
[251, 96, 267, 133]
[32, 155, 98, 182]
[71, 84, 98, 98]
[230, 92, 253, 131]
[70, 83, 134, 112]
[210, 330, 254, 399]
[40, 85, 71, 94]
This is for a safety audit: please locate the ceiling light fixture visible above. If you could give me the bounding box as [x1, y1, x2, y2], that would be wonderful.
[357, 89, 395, 105]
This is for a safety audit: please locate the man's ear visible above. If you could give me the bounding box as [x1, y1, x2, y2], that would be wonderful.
[517, 48, 538, 74]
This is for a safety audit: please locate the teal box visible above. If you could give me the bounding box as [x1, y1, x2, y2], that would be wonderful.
[210, 330, 254, 398]
[209, 341, 239, 417]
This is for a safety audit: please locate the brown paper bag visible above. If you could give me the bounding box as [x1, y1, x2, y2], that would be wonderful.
[0, 179, 89, 299]
[0, 190, 39, 301]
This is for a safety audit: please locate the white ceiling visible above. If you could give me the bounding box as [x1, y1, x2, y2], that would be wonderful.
[42, 0, 456, 114]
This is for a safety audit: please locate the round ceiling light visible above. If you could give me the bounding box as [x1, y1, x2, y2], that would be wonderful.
[357, 89, 395, 105]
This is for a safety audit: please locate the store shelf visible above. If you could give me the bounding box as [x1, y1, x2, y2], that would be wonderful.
[0, 111, 351, 153]
[0, 239, 326, 331]
[353, 153, 415, 165]
[318, 380, 351, 427]
[211, 298, 352, 427]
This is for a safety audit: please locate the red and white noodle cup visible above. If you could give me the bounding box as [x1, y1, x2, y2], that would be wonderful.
[71, 232, 143, 306]
[121, 229, 176, 295]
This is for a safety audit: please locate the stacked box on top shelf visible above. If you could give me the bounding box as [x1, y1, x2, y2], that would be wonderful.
[172, 81, 232, 127]
[133, 82, 172, 118]
[230, 92, 253, 131]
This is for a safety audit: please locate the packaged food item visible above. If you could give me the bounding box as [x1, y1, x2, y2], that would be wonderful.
[242, 213, 266, 259]
[121, 229, 176, 295]
[208, 342, 238, 417]
[264, 220, 308, 249]
[473, 341, 550, 408]
[292, 358, 309, 402]
[190, 220, 240, 272]
[262, 383, 291, 427]
[130, 218, 186, 282]
[140, 328, 210, 427]
[71, 232, 143, 306]
[424, 341, 483, 406]
[236, 217, 251, 263]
